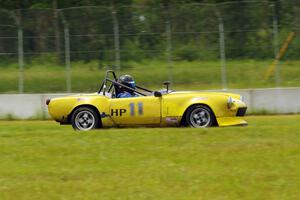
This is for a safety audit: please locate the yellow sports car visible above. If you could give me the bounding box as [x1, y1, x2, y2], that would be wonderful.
[47, 70, 247, 131]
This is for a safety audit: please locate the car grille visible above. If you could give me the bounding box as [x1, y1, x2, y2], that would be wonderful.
[236, 107, 247, 116]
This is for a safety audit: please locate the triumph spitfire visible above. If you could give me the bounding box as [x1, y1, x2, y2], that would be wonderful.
[47, 70, 247, 131]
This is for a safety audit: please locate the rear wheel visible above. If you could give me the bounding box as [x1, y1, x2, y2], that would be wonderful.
[185, 105, 215, 128]
[71, 107, 100, 131]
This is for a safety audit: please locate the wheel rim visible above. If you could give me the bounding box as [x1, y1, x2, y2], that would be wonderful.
[189, 107, 211, 127]
[74, 110, 96, 131]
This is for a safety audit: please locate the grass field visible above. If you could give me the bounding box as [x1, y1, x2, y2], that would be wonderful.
[0, 115, 300, 199]
[1, 59, 300, 93]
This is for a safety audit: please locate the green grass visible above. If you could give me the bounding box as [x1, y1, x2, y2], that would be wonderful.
[1, 59, 300, 93]
[0, 115, 300, 199]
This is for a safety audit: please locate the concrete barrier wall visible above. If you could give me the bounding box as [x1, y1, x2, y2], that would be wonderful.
[0, 88, 299, 119]
[230, 88, 300, 113]
[0, 94, 67, 119]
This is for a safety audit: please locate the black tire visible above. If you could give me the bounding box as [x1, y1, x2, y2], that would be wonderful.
[71, 107, 101, 131]
[185, 105, 215, 128]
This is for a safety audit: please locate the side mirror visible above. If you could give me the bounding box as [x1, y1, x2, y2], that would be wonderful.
[154, 91, 162, 97]
[163, 81, 171, 93]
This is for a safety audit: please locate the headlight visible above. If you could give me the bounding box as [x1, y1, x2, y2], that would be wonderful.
[227, 96, 233, 109]
[240, 95, 244, 102]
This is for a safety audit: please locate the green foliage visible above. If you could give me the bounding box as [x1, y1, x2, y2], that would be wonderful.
[121, 39, 144, 61]
[1, 113, 17, 120]
[1, 59, 300, 93]
[174, 43, 200, 61]
[26, 54, 60, 67]
[29, 2, 51, 9]
[0, 1, 299, 63]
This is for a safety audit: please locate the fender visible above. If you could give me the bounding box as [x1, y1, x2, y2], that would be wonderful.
[48, 95, 110, 123]
[163, 93, 229, 119]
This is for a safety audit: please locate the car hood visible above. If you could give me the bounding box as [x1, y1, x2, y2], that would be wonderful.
[168, 91, 242, 99]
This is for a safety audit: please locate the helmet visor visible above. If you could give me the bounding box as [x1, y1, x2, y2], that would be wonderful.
[127, 81, 136, 89]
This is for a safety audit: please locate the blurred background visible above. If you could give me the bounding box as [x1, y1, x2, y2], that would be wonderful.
[0, 0, 299, 93]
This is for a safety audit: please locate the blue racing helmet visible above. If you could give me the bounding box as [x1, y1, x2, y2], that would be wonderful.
[118, 74, 136, 93]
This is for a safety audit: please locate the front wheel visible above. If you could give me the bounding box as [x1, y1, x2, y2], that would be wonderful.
[185, 105, 215, 128]
[71, 107, 100, 131]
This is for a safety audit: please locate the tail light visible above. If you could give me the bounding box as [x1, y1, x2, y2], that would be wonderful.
[46, 99, 51, 105]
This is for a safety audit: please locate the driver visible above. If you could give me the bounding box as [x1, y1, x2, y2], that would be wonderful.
[117, 74, 137, 98]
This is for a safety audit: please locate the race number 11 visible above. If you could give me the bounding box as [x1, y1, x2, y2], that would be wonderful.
[129, 102, 143, 116]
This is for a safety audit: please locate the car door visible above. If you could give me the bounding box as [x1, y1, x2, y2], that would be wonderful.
[109, 96, 161, 125]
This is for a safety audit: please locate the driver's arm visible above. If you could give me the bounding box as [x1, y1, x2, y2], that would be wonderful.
[117, 92, 133, 98]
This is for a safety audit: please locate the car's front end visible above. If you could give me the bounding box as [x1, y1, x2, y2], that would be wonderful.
[216, 94, 247, 126]
[160, 91, 248, 127]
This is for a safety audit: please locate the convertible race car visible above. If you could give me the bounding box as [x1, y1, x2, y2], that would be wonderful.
[47, 70, 247, 131]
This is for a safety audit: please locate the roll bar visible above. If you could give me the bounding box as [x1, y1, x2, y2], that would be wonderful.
[98, 70, 153, 96]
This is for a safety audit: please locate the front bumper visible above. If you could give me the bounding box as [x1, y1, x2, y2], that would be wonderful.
[236, 107, 247, 116]
[216, 116, 248, 127]
[216, 97, 247, 126]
